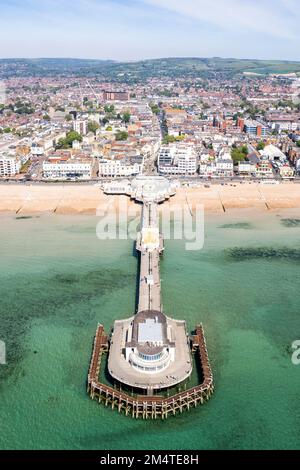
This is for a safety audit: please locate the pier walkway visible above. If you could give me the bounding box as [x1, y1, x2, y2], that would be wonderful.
[136, 202, 163, 312]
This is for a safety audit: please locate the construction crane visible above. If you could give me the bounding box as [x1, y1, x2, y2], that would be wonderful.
[78, 83, 84, 108]
[86, 80, 102, 106]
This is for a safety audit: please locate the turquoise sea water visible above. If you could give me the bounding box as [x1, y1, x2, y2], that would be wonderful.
[0, 210, 300, 450]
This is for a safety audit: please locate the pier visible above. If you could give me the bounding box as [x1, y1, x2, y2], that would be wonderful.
[87, 176, 214, 417]
[87, 324, 214, 419]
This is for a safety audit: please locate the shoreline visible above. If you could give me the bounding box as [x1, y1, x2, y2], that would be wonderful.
[0, 183, 300, 215]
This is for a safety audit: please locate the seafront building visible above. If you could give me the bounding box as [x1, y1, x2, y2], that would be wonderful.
[0, 153, 21, 176]
[43, 154, 92, 180]
[158, 144, 198, 175]
[98, 157, 143, 177]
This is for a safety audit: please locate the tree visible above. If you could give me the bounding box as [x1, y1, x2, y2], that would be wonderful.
[115, 131, 128, 141]
[163, 135, 176, 144]
[256, 141, 265, 151]
[65, 114, 72, 122]
[15, 104, 34, 115]
[43, 114, 51, 121]
[102, 117, 109, 125]
[150, 103, 160, 115]
[104, 104, 114, 114]
[106, 126, 113, 131]
[122, 112, 131, 123]
[297, 141, 300, 148]
[163, 134, 186, 144]
[88, 121, 100, 134]
[231, 146, 249, 164]
[56, 131, 82, 149]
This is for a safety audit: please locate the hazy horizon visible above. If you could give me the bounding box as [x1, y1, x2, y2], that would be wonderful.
[1, 55, 300, 64]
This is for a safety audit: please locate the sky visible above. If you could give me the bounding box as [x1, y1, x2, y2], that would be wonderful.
[0, 0, 299, 61]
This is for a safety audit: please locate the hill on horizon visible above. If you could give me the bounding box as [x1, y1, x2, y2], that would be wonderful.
[1, 56, 300, 80]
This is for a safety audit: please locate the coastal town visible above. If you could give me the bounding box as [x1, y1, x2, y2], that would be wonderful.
[1, 71, 300, 185]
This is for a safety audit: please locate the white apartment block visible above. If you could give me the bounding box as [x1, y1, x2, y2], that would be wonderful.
[99, 159, 142, 177]
[215, 159, 234, 177]
[43, 159, 92, 180]
[215, 150, 234, 177]
[73, 120, 87, 136]
[158, 145, 197, 175]
[199, 162, 217, 177]
[238, 161, 257, 175]
[0, 154, 21, 176]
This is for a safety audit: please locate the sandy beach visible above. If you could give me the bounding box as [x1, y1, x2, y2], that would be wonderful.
[0, 182, 300, 215]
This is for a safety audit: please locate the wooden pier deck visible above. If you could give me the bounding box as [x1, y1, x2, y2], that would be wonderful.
[87, 323, 214, 419]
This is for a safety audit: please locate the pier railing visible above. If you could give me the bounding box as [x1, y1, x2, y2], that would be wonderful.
[87, 323, 214, 419]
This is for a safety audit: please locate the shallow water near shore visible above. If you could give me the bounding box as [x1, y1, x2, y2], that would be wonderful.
[0, 210, 300, 450]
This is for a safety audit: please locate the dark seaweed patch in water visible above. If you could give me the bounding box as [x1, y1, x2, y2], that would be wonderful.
[280, 219, 300, 228]
[226, 247, 300, 261]
[54, 274, 78, 284]
[219, 223, 253, 229]
[0, 267, 134, 383]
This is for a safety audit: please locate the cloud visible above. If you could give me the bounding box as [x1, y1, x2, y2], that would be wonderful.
[142, 0, 299, 40]
[0, 0, 299, 60]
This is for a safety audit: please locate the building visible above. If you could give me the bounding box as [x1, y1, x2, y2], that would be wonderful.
[215, 159, 234, 177]
[266, 113, 300, 132]
[43, 155, 92, 180]
[103, 91, 129, 101]
[280, 164, 295, 179]
[158, 145, 197, 175]
[124, 310, 176, 374]
[238, 161, 257, 175]
[256, 159, 274, 178]
[260, 144, 286, 163]
[199, 161, 217, 178]
[164, 108, 187, 124]
[0, 153, 21, 176]
[98, 158, 142, 177]
[73, 120, 87, 136]
[244, 119, 268, 137]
